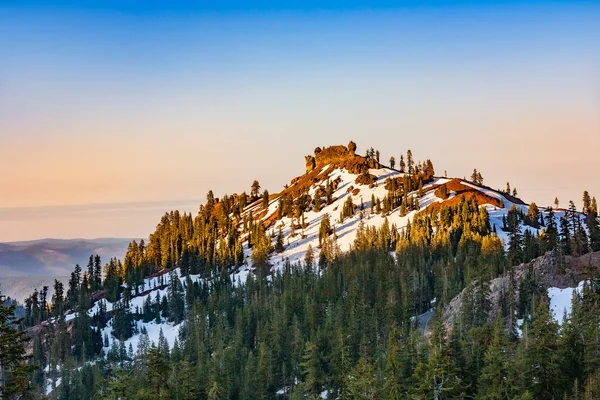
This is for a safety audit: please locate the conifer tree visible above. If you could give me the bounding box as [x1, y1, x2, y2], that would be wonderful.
[477, 318, 514, 400]
[318, 214, 332, 247]
[583, 191, 592, 215]
[507, 205, 523, 266]
[66, 264, 81, 311]
[251, 180, 261, 199]
[412, 316, 464, 399]
[314, 191, 322, 212]
[587, 207, 600, 251]
[208, 380, 225, 400]
[304, 245, 314, 270]
[471, 168, 479, 184]
[399, 155, 405, 172]
[168, 271, 185, 323]
[51, 279, 65, 318]
[298, 342, 323, 397]
[523, 298, 561, 399]
[147, 343, 169, 398]
[93, 254, 102, 290]
[275, 228, 285, 253]
[344, 357, 378, 400]
[0, 297, 37, 399]
[527, 202, 539, 226]
[384, 325, 403, 400]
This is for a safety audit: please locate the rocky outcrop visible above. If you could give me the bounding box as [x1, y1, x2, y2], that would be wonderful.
[305, 155, 316, 173]
[314, 145, 354, 166]
[441, 250, 600, 333]
[348, 140, 357, 155]
[355, 172, 377, 186]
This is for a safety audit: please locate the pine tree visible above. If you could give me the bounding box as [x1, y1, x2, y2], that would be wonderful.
[319, 214, 332, 247]
[66, 264, 82, 310]
[256, 341, 273, 398]
[93, 254, 102, 290]
[147, 343, 169, 398]
[51, 279, 65, 318]
[507, 205, 523, 266]
[168, 271, 185, 323]
[251, 180, 261, 199]
[298, 342, 323, 397]
[399, 155, 406, 172]
[583, 191, 592, 215]
[523, 297, 561, 399]
[275, 228, 285, 253]
[477, 318, 514, 399]
[411, 316, 464, 399]
[471, 169, 479, 184]
[384, 325, 403, 400]
[344, 357, 378, 400]
[314, 191, 322, 212]
[0, 297, 37, 399]
[527, 202, 539, 226]
[587, 207, 600, 251]
[208, 380, 225, 400]
[86, 255, 95, 291]
[304, 245, 314, 270]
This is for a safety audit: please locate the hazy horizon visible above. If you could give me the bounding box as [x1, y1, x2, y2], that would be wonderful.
[2, 1, 599, 241]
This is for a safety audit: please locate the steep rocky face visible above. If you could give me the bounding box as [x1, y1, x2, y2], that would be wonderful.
[310, 143, 382, 173]
[305, 155, 316, 173]
[441, 250, 600, 333]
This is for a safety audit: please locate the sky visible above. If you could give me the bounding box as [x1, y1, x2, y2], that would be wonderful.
[1, 0, 599, 241]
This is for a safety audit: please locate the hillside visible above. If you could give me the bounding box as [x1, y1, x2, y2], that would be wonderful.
[78, 142, 588, 349]
[17, 142, 600, 399]
[441, 249, 600, 335]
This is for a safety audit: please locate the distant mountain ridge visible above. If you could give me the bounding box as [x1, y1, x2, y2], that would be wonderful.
[0, 237, 135, 278]
[0, 276, 69, 304]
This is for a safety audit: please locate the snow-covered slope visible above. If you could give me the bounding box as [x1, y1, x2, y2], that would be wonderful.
[45, 145, 590, 357]
[246, 162, 573, 271]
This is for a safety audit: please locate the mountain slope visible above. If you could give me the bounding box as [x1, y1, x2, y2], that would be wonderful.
[82, 143, 581, 354]
[23, 142, 600, 399]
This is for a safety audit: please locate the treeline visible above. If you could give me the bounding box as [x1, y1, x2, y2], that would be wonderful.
[14, 145, 600, 400]
[53, 245, 600, 400]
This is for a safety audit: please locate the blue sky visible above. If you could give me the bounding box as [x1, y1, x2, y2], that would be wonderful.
[1, 1, 599, 240]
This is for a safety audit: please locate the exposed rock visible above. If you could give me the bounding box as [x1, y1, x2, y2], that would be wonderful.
[355, 172, 377, 186]
[305, 155, 316, 173]
[441, 250, 600, 334]
[348, 140, 357, 155]
[314, 144, 353, 166]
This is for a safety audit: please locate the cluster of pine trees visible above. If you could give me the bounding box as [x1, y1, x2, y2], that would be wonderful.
[44, 244, 600, 400]
[9, 146, 600, 400]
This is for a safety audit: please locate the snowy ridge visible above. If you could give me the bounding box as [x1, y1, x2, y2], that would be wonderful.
[67, 162, 584, 356]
